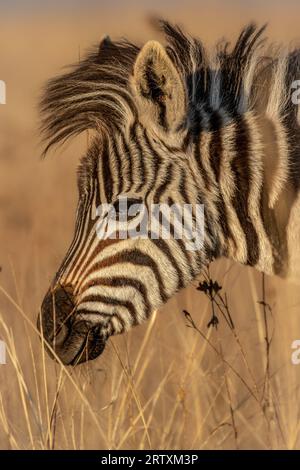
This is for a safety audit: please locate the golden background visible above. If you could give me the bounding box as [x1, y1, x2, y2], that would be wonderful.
[1, 0, 300, 449]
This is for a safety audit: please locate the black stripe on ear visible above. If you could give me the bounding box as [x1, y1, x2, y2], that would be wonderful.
[141, 59, 167, 129]
[132, 40, 186, 132]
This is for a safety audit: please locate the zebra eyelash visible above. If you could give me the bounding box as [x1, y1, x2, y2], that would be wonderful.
[112, 197, 143, 214]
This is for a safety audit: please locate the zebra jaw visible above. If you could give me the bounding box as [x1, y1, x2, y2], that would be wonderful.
[38, 285, 107, 365]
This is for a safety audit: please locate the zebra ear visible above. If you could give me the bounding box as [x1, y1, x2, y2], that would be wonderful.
[132, 40, 186, 132]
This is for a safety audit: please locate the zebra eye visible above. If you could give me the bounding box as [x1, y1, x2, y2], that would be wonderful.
[113, 198, 143, 217]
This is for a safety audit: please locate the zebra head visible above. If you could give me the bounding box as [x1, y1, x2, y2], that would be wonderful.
[39, 21, 295, 364]
[38, 26, 217, 365]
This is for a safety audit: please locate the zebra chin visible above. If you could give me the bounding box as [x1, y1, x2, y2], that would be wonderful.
[38, 285, 107, 366]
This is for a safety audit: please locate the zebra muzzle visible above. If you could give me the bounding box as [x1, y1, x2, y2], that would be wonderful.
[38, 285, 106, 365]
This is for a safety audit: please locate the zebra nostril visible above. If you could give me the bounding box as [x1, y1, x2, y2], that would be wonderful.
[69, 324, 106, 365]
[52, 284, 75, 312]
[53, 323, 69, 346]
[39, 284, 75, 345]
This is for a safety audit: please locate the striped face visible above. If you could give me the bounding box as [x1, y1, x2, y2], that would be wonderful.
[38, 40, 213, 365]
[39, 131, 210, 365]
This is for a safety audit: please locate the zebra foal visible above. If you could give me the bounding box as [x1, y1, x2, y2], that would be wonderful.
[38, 21, 300, 365]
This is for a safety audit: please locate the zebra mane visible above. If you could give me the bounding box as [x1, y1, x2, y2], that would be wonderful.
[40, 20, 284, 154]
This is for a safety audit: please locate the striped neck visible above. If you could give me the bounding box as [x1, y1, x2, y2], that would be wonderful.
[189, 108, 295, 277]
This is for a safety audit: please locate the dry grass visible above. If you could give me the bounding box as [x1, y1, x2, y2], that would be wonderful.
[1, 2, 300, 450]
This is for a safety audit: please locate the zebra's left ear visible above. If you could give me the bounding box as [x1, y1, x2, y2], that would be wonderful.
[131, 40, 186, 132]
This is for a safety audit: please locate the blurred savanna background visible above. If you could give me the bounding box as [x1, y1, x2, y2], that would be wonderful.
[1, 0, 300, 450]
